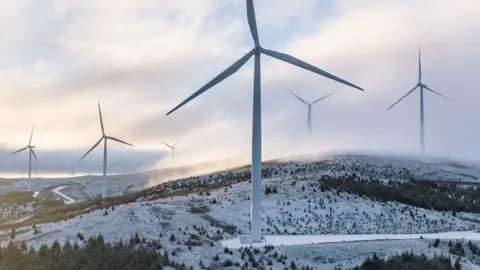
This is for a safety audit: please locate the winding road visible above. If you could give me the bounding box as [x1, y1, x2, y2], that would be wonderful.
[52, 185, 76, 204]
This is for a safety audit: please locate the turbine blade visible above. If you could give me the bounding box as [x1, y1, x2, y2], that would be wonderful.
[290, 92, 309, 105]
[98, 102, 105, 135]
[11, 146, 28, 155]
[161, 141, 173, 149]
[173, 136, 182, 148]
[80, 138, 103, 160]
[418, 46, 422, 83]
[106, 136, 134, 147]
[29, 122, 35, 146]
[424, 86, 452, 101]
[166, 49, 255, 115]
[387, 85, 419, 111]
[311, 93, 335, 105]
[246, 0, 259, 45]
[31, 149, 39, 164]
[261, 48, 364, 91]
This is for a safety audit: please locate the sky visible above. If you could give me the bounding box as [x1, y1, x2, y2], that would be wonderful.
[0, 0, 479, 176]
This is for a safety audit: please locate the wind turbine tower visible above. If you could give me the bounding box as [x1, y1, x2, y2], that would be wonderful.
[80, 103, 134, 198]
[11, 123, 39, 179]
[387, 47, 451, 155]
[291, 92, 334, 136]
[166, 0, 363, 242]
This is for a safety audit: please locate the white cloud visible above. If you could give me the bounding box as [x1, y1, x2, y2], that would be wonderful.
[0, 0, 479, 174]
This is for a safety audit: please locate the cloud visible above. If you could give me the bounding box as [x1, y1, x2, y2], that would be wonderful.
[0, 0, 479, 175]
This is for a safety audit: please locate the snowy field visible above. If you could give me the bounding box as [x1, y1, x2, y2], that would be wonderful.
[2, 153, 480, 268]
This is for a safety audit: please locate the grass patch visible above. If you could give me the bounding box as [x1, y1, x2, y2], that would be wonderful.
[0, 191, 34, 205]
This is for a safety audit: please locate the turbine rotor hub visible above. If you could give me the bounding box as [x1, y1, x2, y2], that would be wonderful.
[253, 44, 262, 54]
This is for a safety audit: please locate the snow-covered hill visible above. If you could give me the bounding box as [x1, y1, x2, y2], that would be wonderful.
[3, 153, 480, 269]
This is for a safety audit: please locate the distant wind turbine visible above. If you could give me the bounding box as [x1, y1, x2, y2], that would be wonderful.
[387, 47, 452, 155]
[79, 102, 134, 198]
[161, 137, 182, 158]
[291, 92, 335, 136]
[11, 123, 39, 179]
[165, 0, 363, 243]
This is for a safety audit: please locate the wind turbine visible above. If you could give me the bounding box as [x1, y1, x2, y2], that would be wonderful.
[11, 123, 39, 179]
[387, 47, 451, 155]
[80, 102, 134, 198]
[161, 137, 182, 158]
[165, 0, 363, 242]
[291, 92, 335, 136]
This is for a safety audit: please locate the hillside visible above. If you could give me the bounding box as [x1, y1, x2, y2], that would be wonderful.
[1, 154, 480, 268]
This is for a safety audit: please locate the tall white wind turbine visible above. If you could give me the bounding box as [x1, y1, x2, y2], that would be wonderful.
[80, 103, 134, 198]
[166, 0, 363, 243]
[11, 123, 39, 179]
[291, 92, 335, 136]
[387, 47, 451, 155]
[161, 137, 182, 158]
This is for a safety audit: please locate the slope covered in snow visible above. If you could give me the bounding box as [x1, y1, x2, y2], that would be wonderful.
[3, 153, 480, 269]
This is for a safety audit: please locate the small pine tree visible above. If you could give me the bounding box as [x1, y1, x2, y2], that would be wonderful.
[290, 260, 297, 270]
[455, 257, 461, 270]
[134, 232, 141, 244]
[169, 234, 175, 242]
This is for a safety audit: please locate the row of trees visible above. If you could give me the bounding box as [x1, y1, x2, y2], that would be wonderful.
[319, 174, 480, 213]
[354, 252, 459, 270]
[0, 234, 192, 270]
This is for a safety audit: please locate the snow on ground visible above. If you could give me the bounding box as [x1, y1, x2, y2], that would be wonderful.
[3, 153, 480, 268]
[271, 239, 480, 270]
[193, 177, 479, 236]
[3, 214, 33, 225]
[328, 154, 480, 183]
[221, 231, 480, 248]
[2, 152, 480, 204]
[52, 185, 76, 204]
[3, 173, 480, 268]
[0, 203, 34, 222]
